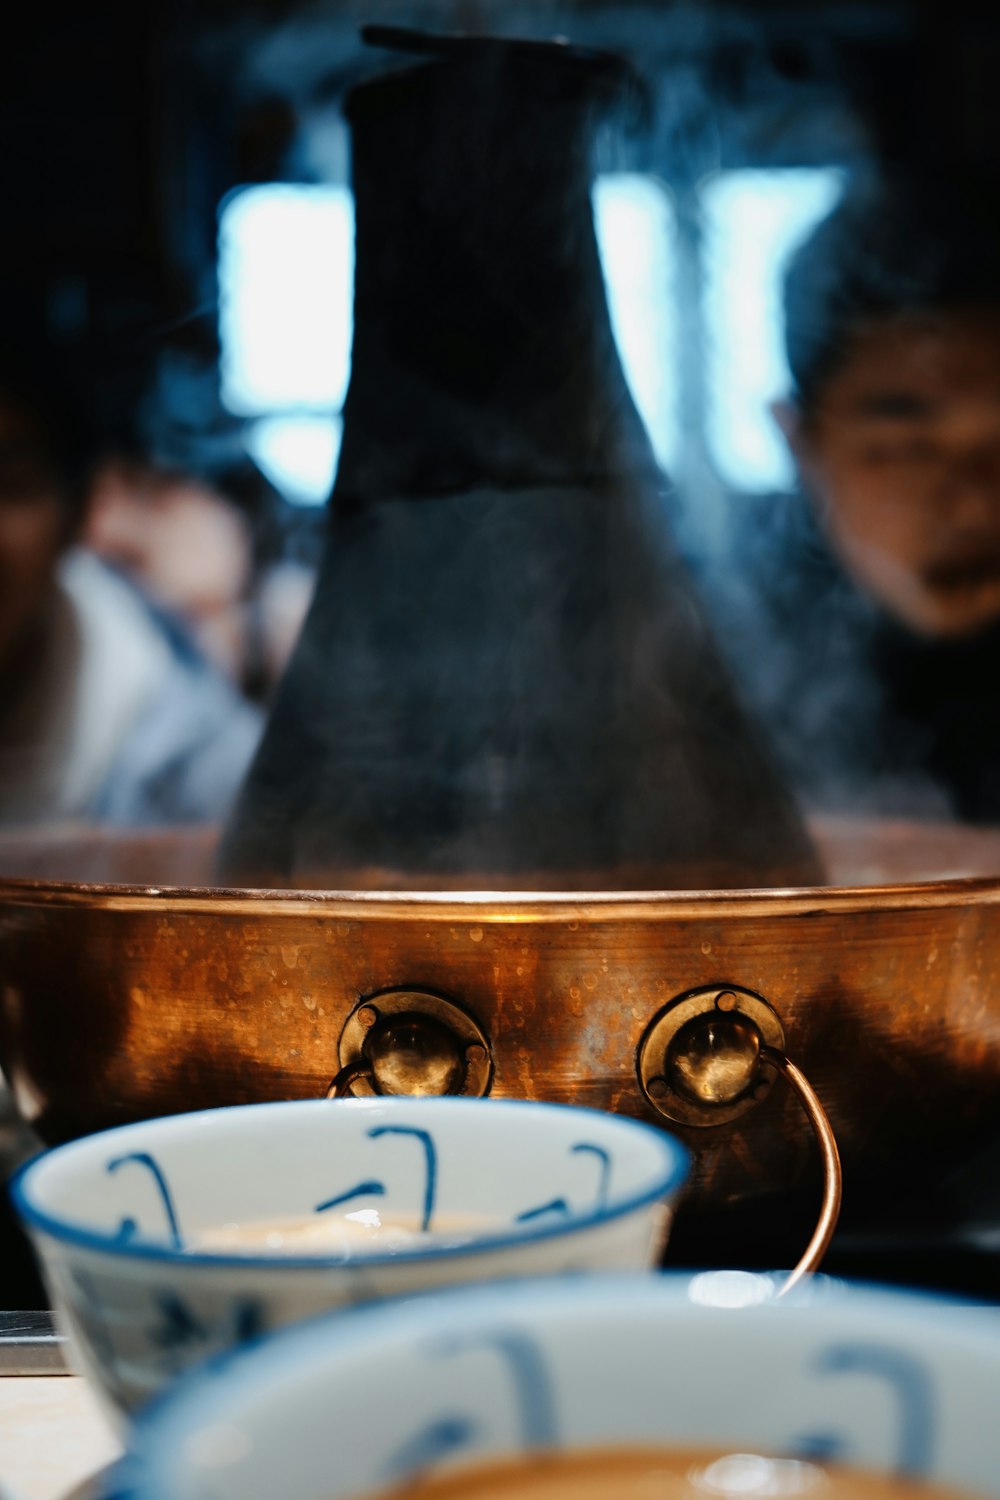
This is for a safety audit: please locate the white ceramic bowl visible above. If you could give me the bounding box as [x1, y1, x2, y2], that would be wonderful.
[106, 1273, 1000, 1500]
[12, 1097, 686, 1421]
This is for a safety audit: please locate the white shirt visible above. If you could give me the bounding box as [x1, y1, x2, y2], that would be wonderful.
[0, 550, 262, 827]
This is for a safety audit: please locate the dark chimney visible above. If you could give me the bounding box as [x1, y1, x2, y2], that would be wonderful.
[220, 30, 820, 890]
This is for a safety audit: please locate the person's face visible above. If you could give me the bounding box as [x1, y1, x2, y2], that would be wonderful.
[0, 400, 72, 671]
[782, 311, 1000, 638]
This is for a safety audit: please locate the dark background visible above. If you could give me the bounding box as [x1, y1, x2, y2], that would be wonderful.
[3, 0, 996, 518]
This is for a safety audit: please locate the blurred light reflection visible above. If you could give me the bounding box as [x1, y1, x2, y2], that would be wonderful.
[687, 1270, 776, 1307]
[692, 1453, 829, 1496]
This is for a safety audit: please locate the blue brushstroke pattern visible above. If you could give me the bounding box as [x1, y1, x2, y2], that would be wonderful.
[368, 1125, 437, 1231]
[791, 1431, 852, 1464]
[315, 1179, 387, 1213]
[232, 1299, 265, 1345]
[806, 1342, 936, 1477]
[515, 1199, 571, 1223]
[381, 1417, 480, 1484]
[426, 1327, 558, 1448]
[516, 1140, 613, 1223]
[150, 1293, 209, 1351]
[106, 1152, 183, 1249]
[570, 1142, 612, 1208]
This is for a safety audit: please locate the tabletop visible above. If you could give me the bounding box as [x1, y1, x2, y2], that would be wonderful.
[0, 1374, 120, 1500]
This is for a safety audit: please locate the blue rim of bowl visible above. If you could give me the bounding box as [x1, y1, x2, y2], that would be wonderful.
[111, 1272, 1000, 1500]
[10, 1097, 690, 1271]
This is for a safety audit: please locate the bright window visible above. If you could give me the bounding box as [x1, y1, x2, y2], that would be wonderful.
[218, 185, 353, 505]
[592, 174, 678, 472]
[701, 167, 844, 492]
[218, 169, 843, 504]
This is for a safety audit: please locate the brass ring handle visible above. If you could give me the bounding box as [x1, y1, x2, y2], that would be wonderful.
[325, 1060, 374, 1099]
[760, 1045, 843, 1297]
[637, 986, 843, 1289]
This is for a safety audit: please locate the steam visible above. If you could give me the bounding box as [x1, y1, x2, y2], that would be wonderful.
[10, 6, 988, 890]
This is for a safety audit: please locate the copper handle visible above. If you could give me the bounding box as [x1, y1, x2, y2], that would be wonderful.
[325, 1060, 373, 1099]
[759, 1046, 843, 1296]
[637, 987, 843, 1289]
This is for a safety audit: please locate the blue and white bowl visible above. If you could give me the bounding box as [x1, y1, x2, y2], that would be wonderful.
[12, 1097, 686, 1421]
[106, 1273, 1000, 1500]
[103, 1272, 1000, 1500]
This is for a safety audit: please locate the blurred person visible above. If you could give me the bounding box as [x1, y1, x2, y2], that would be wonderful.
[777, 176, 1000, 641]
[86, 458, 254, 686]
[708, 174, 1000, 823]
[0, 346, 262, 827]
[251, 558, 317, 696]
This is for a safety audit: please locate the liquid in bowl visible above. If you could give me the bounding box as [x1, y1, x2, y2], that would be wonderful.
[376, 1447, 976, 1500]
[191, 1209, 500, 1256]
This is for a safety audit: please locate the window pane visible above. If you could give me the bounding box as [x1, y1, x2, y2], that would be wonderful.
[593, 173, 678, 473]
[219, 175, 676, 501]
[702, 168, 843, 492]
[218, 184, 355, 417]
[245, 415, 342, 508]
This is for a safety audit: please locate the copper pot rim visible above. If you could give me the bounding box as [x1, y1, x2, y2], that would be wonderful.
[3, 869, 1000, 919]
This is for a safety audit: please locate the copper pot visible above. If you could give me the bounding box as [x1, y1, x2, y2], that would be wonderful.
[2, 818, 1000, 1267]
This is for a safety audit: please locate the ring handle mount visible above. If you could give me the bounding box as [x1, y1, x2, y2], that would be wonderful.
[326, 989, 492, 1100]
[638, 986, 785, 1127]
[637, 985, 842, 1294]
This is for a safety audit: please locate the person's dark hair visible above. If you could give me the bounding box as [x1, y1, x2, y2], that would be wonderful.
[783, 172, 1000, 414]
[0, 334, 97, 515]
